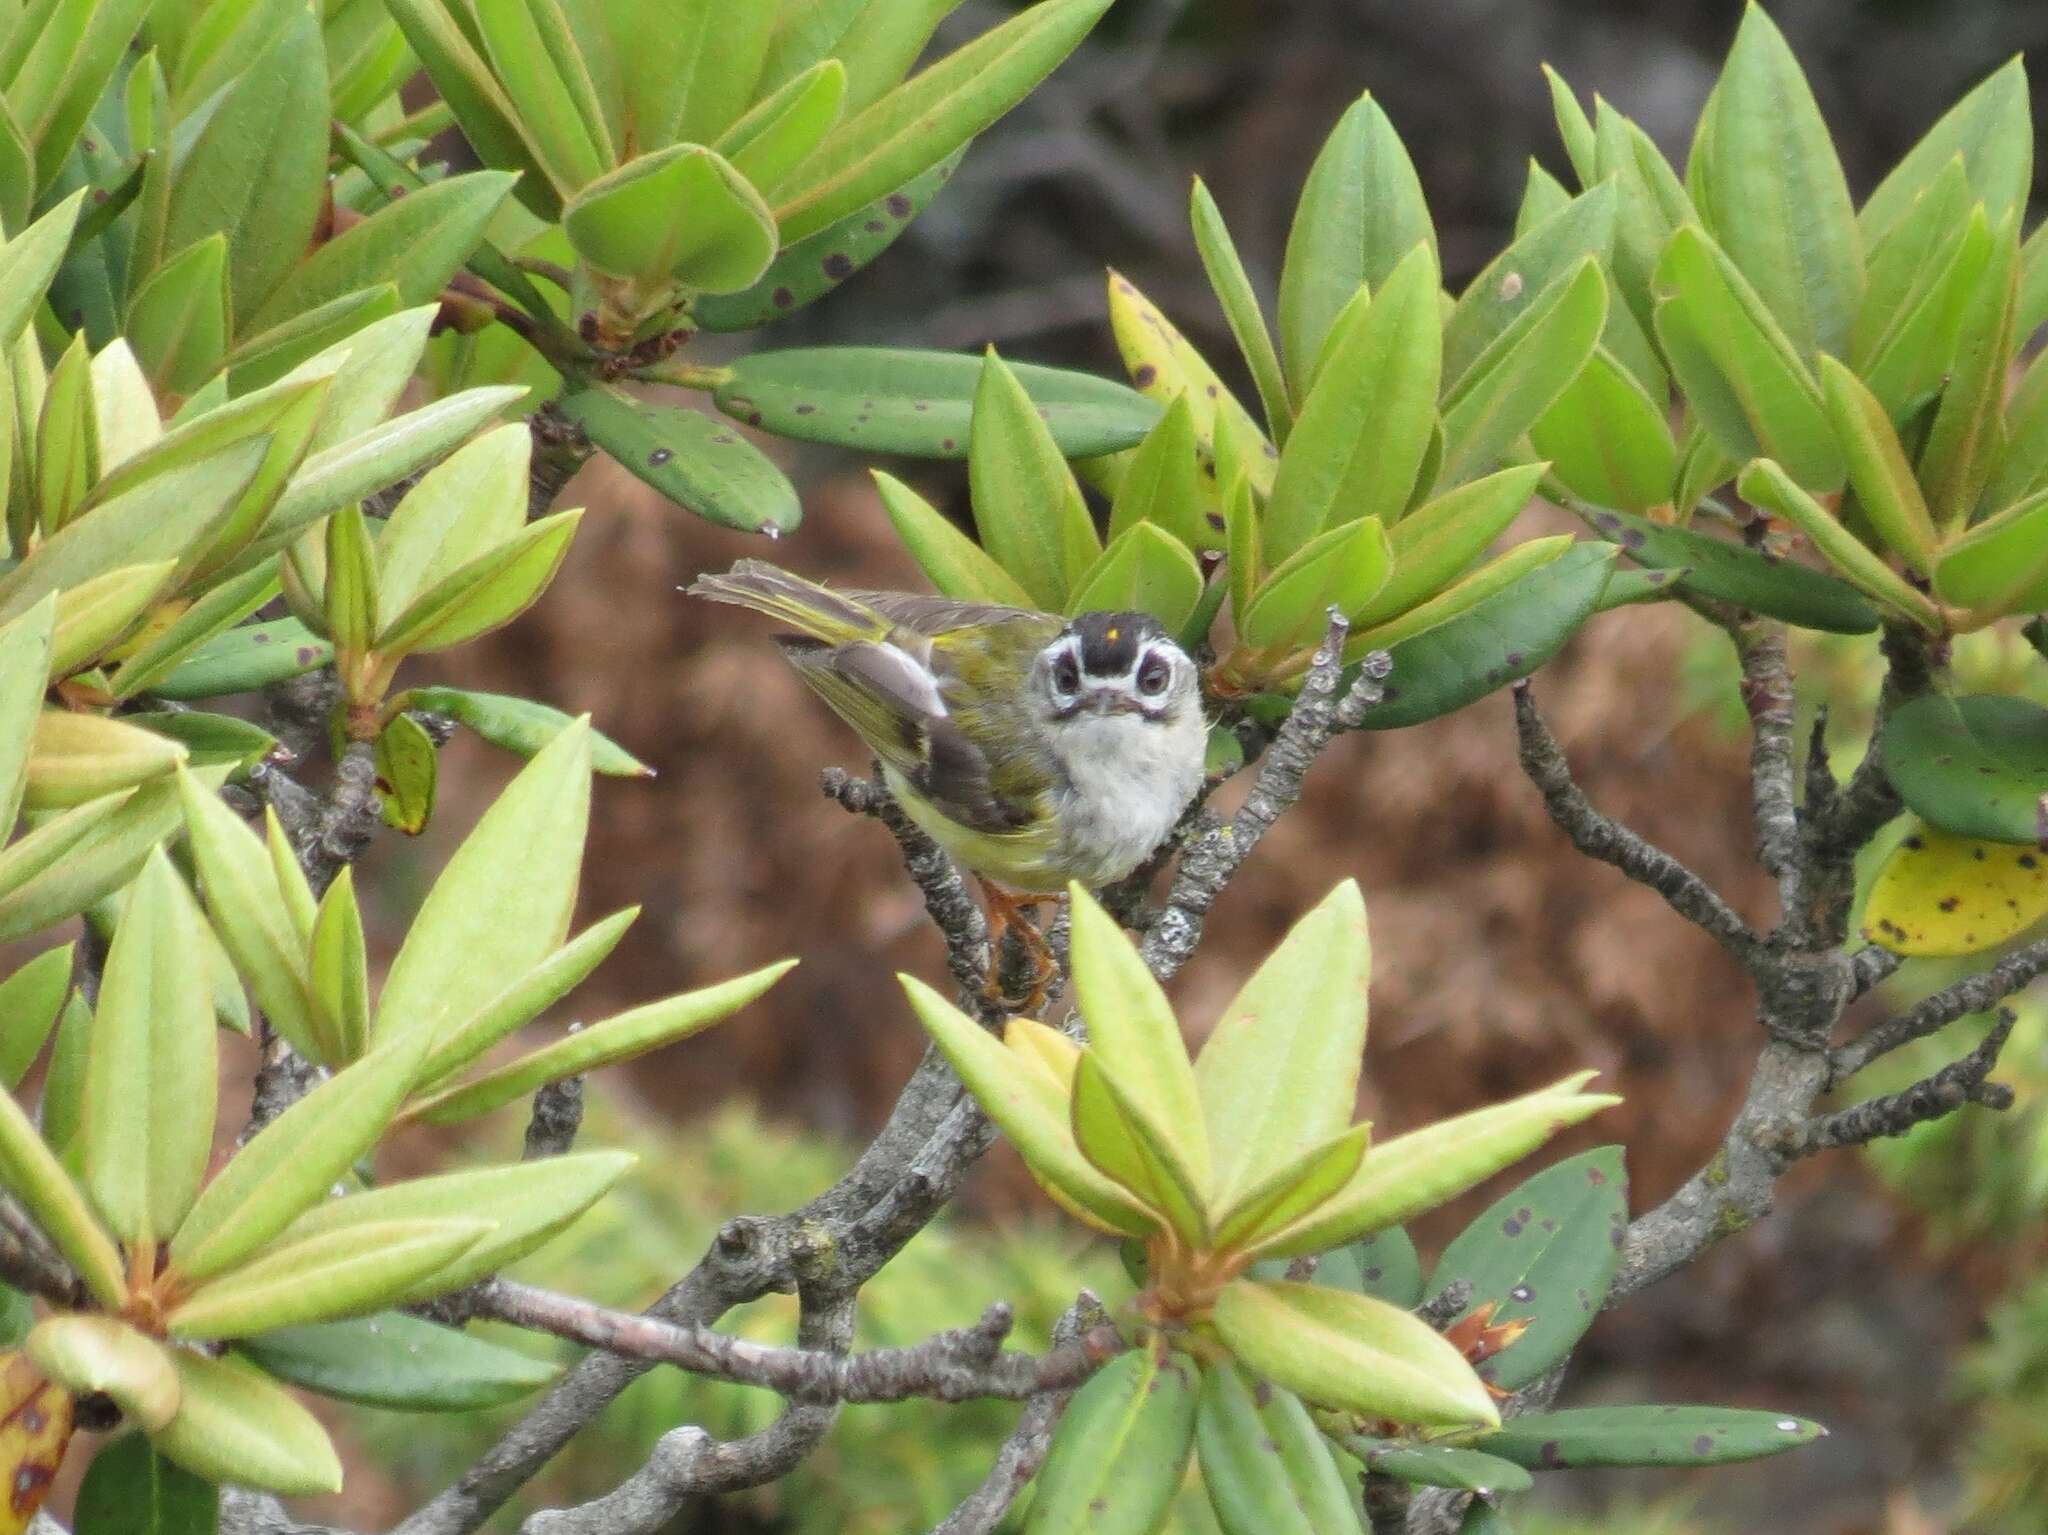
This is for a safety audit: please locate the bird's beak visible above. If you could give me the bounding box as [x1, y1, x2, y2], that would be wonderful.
[1081, 690, 1145, 716]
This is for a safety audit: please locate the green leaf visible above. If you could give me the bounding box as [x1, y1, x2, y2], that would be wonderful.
[0, 943, 71, 1088]
[161, 6, 327, 329]
[1861, 57, 2032, 246]
[0, 1083, 126, 1306]
[1934, 486, 2048, 617]
[714, 58, 846, 193]
[33, 333, 95, 536]
[1254, 1073, 1618, 1257]
[1444, 183, 1616, 388]
[1989, 346, 2048, 512]
[1069, 1052, 1210, 1245]
[1241, 517, 1393, 653]
[1515, 159, 1572, 239]
[559, 387, 800, 534]
[226, 285, 405, 395]
[1426, 1146, 1627, 1389]
[402, 686, 651, 777]
[1351, 1439, 1533, 1494]
[75, 1432, 219, 1535]
[412, 959, 793, 1124]
[692, 151, 961, 333]
[1195, 880, 1369, 1202]
[375, 507, 581, 656]
[1354, 542, 1616, 730]
[872, 470, 1033, 607]
[169, 1218, 490, 1339]
[236, 1313, 558, 1412]
[1855, 156, 1973, 366]
[0, 769, 228, 948]
[1265, 244, 1440, 561]
[1861, 202, 1993, 427]
[1478, 1405, 1826, 1468]
[6, 0, 149, 193]
[1355, 464, 1546, 630]
[146, 619, 333, 702]
[1213, 1279, 1497, 1429]
[0, 191, 83, 350]
[1024, 1345, 1199, 1535]
[1439, 258, 1607, 489]
[1349, 1228, 1425, 1307]
[1065, 524, 1202, 631]
[1692, 5, 1863, 360]
[1592, 103, 1694, 358]
[1543, 65, 1597, 186]
[322, 503, 380, 655]
[1529, 350, 1677, 513]
[1652, 225, 1842, 491]
[1277, 92, 1434, 396]
[372, 420, 527, 622]
[1736, 458, 1940, 631]
[0, 596, 55, 828]
[168, 1028, 433, 1285]
[771, 0, 1111, 243]
[1196, 1362, 1365, 1535]
[2022, 217, 2048, 343]
[966, 349, 1097, 609]
[1190, 177, 1292, 444]
[310, 867, 371, 1063]
[563, 145, 775, 292]
[126, 235, 230, 398]
[416, 908, 640, 1087]
[899, 975, 1154, 1237]
[22, 710, 187, 812]
[473, 0, 611, 196]
[178, 769, 325, 1062]
[1106, 393, 1206, 551]
[1063, 890, 1202, 1155]
[250, 171, 519, 331]
[1577, 506, 1878, 634]
[1880, 694, 2048, 844]
[1918, 210, 2019, 533]
[1818, 355, 1939, 574]
[81, 850, 216, 1242]
[373, 719, 590, 1046]
[1215, 1124, 1371, 1253]
[152, 1350, 342, 1496]
[25, 1316, 176, 1429]
[0, 440, 267, 623]
[716, 346, 1157, 460]
[384, 0, 557, 219]
[273, 1149, 635, 1298]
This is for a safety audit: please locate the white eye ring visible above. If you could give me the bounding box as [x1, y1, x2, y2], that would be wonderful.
[1051, 649, 1081, 695]
[1136, 648, 1171, 696]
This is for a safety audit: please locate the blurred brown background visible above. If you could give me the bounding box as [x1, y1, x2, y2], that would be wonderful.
[361, 3, 2048, 1530]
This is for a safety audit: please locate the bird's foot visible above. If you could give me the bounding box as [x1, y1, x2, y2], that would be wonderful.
[977, 881, 1058, 1014]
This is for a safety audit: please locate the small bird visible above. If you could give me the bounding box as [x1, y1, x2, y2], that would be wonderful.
[689, 560, 1208, 996]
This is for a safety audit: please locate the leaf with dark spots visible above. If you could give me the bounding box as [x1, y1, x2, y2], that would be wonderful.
[1425, 1146, 1628, 1389]
[694, 154, 964, 333]
[1575, 506, 1879, 633]
[1882, 694, 2048, 845]
[1479, 1406, 1826, 1468]
[1352, 1438, 1534, 1493]
[561, 388, 800, 535]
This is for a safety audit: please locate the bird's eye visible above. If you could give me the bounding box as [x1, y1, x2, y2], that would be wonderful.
[1052, 652, 1081, 695]
[1136, 650, 1171, 696]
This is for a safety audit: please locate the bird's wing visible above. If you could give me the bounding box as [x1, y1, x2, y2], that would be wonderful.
[845, 590, 1045, 635]
[782, 622, 1056, 837]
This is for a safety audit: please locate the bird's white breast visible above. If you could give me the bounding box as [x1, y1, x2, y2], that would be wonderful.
[1048, 709, 1207, 886]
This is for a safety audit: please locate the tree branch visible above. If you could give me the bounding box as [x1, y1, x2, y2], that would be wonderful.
[1734, 621, 1799, 896]
[1512, 682, 1766, 970]
[470, 1281, 1115, 1404]
[1834, 935, 2048, 1080]
[1781, 1010, 2016, 1157]
[1140, 613, 1389, 979]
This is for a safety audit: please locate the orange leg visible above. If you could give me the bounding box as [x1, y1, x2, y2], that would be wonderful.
[977, 878, 1057, 1013]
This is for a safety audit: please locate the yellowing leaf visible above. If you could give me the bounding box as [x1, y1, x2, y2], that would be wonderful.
[0, 1352, 72, 1535]
[1862, 819, 2048, 957]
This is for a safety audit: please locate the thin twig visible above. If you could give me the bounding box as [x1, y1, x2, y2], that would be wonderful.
[1835, 936, 2048, 1080]
[1785, 1010, 2016, 1156]
[470, 1281, 1116, 1404]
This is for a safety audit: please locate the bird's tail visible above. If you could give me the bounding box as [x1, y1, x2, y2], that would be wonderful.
[687, 559, 893, 647]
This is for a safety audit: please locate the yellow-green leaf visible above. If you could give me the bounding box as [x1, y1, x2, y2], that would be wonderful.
[1862, 819, 2048, 957]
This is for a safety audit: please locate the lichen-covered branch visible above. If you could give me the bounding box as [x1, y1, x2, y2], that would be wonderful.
[1734, 621, 1799, 896]
[1786, 1010, 2017, 1156]
[1834, 937, 2048, 1080]
[1512, 682, 1766, 970]
[471, 1281, 1116, 1403]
